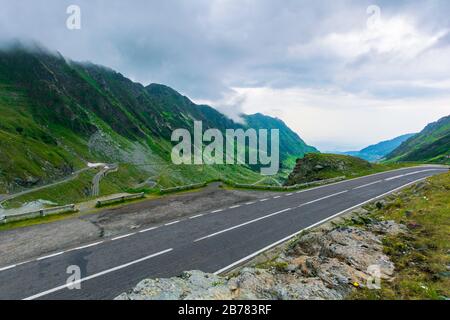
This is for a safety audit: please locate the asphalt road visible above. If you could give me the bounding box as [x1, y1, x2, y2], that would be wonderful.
[0, 165, 447, 300]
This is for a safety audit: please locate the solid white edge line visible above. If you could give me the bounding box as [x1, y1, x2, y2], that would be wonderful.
[0, 264, 17, 272]
[194, 208, 292, 242]
[213, 176, 429, 275]
[23, 248, 174, 300]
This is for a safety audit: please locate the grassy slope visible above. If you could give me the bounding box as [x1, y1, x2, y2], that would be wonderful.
[0, 47, 315, 204]
[350, 172, 450, 299]
[286, 153, 415, 185]
[387, 115, 450, 164]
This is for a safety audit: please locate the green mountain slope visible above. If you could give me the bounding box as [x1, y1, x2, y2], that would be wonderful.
[0, 44, 316, 196]
[343, 133, 416, 162]
[386, 115, 450, 164]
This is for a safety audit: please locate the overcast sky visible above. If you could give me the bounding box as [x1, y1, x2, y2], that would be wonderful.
[1, 0, 449, 151]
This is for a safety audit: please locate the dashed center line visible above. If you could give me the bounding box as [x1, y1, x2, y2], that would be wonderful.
[165, 220, 180, 226]
[211, 209, 223, 213]
[189, 214, 204, 219]
[111, 233, 135, 241]
[194, 208, 292, 242]
[297, 190, 349, 208]
[72, 241, 104, 251]
[353, 180, 382, 190]
[273, 196, 281, 199]
[138, 226, 158, 233]
[229, 205, 241, 209]
[36, 252, 64, 261]
[259, 198, 268, 202]
[286, 193, 293, 196]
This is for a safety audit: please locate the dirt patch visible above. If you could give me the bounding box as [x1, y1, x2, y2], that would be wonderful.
[0, 182, 276, 266]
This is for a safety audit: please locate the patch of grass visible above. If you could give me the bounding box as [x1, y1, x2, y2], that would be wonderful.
[0, 211, 77, 231]
[350, 172, 450, 300]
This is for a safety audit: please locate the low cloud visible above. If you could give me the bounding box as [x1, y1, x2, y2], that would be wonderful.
[0, 0, 449, 149]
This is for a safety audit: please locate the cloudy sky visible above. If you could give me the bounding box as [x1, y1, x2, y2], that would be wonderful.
[1, 0, 449, 151]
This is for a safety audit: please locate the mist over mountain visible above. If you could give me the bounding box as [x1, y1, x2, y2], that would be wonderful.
[0, 43, 316, 193]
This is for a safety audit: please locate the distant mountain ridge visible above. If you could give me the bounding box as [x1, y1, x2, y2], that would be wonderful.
[342, 133, 416, 162]
[0, 43, 316, 193]
[386, 115, 450, 164]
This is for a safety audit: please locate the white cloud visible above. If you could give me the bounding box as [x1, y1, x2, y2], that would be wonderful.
[1, 0, 449, 150]
[235, 86, 450, 151]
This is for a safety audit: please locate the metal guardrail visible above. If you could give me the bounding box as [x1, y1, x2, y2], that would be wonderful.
[0, 204, 76, 224]
[95, 193, 145, 207]
[228, 176, 346, 190]
[158, 177, 346, 194]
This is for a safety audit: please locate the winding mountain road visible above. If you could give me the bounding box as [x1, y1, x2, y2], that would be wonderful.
[0, 165, 447, 300]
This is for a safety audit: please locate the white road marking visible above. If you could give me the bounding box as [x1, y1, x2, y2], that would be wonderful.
[297, 190, 348, 208]
[0, 264, 17, 272]
[287, 166, 446, 195]
[36, 252, 64, 261]
[245, 201, 256, 205]
[72, 241, 104, 251]
[273, 196, 281, 199]
[385, 174, 404, 181]
[286, 193, 293, 196]
[259, 198, 268, 202]
[189, 214, 204, 219]
[353, 180, 382, 190]
[111, 233, 135, 241]
[138, 226, 158, 233]
[165, 220, 180, 226]
[229, 205, 241, 209]
[211, 209, 223, 213]
[214, 176, 430, 275]
[385, 169, 438, 181]
[23, 248, 174, 300]
[194, 208, 292, 242]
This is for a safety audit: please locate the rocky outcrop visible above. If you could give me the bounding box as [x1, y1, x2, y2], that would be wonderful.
[116, 219, 406, 300]
[285, 153, 373, 185]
